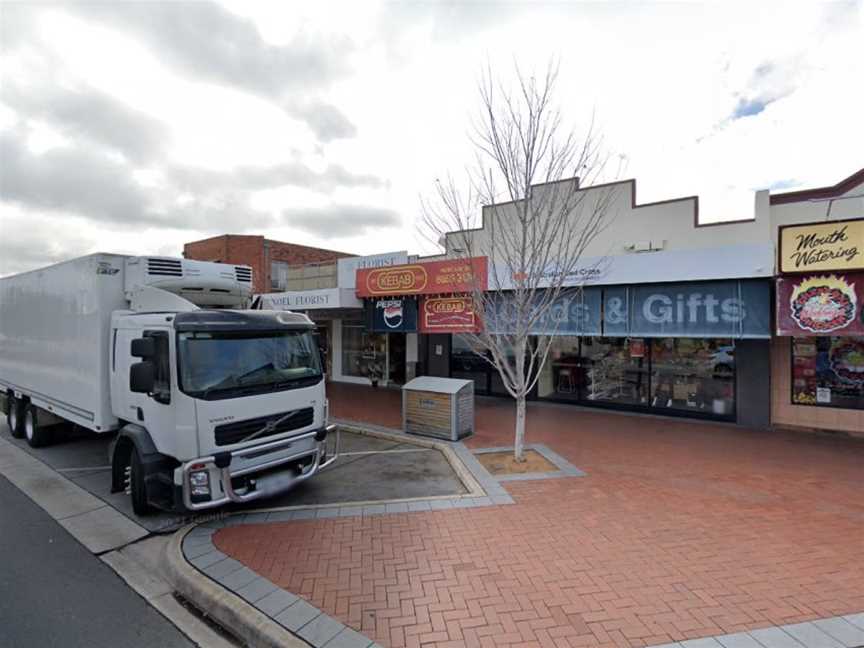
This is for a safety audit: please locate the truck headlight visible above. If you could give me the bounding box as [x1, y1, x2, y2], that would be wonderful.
[190, 469, 211, 497]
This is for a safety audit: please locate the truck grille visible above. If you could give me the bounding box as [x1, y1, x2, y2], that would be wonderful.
[147, 258, 183, 276]
[235, 266, 252, 283]
[214, 408, 315, 446]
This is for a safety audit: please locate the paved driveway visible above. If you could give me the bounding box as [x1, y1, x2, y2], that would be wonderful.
[214, 383, 864, 648]
[3, 421, 465, 532]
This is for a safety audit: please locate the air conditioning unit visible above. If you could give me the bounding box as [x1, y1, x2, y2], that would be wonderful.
[124, 257, 253, 308]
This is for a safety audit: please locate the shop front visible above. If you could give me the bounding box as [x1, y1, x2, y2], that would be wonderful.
[470, 279, 772, 423]
[337, 297, 418, 386]
[354, 258, 489, 387]
[772, 218, 864, 434]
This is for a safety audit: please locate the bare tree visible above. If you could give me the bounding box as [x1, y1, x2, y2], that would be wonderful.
[421, 62, 616, 462]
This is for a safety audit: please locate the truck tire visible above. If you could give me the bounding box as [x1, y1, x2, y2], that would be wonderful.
[24, 405, 51, 448]
[129, 446, 152, 516]
[7, 397, 25, 439]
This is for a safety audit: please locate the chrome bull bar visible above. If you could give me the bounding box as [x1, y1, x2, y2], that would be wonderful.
[182, 424, 339, 511]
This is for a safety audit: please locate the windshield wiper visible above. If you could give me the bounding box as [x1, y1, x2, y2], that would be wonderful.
[270, 374, 322, 390]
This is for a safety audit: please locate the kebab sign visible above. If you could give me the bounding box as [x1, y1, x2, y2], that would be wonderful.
[356, 257, 488, 297]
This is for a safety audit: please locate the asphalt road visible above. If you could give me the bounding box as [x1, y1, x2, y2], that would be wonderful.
[0, 474, 193, 648]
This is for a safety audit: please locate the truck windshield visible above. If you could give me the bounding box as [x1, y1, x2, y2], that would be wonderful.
[178, 330, 322, 399]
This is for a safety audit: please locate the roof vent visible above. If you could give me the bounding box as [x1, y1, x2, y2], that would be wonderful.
[147, 258, 183, 277]
[235, 266, 252, 283]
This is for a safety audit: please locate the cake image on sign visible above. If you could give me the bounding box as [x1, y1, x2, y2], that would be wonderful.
[790, 275, 857, 332]
[830, 340, 864, 384]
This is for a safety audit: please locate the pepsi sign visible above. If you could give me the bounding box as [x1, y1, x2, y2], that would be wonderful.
[367, 297, 418, 333]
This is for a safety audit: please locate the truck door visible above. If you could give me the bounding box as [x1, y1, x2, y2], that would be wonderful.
[128, 329, 176, 448]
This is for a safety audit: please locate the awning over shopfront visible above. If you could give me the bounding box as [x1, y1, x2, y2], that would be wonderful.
[487, 279, 772, 339]
[776, 272, 864, 336]
[491, 243, 774, 289]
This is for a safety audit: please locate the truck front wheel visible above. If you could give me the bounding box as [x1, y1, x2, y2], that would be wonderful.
[24, 405, 51, 448]
[128, 447, 152, 516]
[7, 397, 25, 439]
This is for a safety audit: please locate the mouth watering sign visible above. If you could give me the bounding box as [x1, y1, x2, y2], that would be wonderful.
[779, 218, 864, 274]
[777, 272, 864, 335]
[420, 296, 480, 333]
[356, 257, 488, 298]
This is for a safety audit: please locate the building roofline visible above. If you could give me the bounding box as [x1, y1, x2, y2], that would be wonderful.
[442, 177, 709, 245]
[769, 168, 864, 205]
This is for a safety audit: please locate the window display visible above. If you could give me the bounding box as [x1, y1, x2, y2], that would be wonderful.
[791, 336, 864, 410]
[650, 338, 735, 416]
[532, 336, 736, 420]
[581, 337, 648, 406]
[341, 321, 386, 380]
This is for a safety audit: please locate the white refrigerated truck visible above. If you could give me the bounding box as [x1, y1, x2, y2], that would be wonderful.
[0, 253, 338, 514]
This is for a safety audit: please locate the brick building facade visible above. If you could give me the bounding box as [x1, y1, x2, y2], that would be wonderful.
[183, 234, 352, 294]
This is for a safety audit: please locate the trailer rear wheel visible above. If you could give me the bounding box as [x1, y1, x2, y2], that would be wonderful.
[7, 398, 25, 439]
[129, 447, 152, 516]
[24, 405, 51, 448]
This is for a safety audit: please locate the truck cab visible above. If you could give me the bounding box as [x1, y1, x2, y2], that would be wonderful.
[1, 254, 337, 514]
[110, 308, 337, 513]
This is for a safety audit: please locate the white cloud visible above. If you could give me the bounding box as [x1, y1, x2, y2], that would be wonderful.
[1, 0, 862, 275]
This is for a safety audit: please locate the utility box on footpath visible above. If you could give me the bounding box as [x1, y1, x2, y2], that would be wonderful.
[402, 377, 474, 441]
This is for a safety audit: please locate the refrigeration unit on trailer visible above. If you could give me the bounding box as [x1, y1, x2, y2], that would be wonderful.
[0, 254, 339, 514]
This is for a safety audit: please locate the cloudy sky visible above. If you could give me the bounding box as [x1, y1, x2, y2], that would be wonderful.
[1, 1, 862, 276]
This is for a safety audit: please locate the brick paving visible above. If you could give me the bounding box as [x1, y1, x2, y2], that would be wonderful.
[214, 383, 864, 648]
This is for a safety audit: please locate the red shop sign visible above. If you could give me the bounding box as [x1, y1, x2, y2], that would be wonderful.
[420, 296, 481, 333]
[356, 257, 487, 298]
[776, 272, 864, 335]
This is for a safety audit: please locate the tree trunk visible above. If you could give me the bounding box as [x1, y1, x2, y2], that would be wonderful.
[514, 394, 526, 462]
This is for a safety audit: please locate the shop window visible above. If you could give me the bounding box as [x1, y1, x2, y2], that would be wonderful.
[582, 337, 649, 406]
[539, 337, 582, 399]
[271, 260, 289, 291]
[650, 338, 734, 416]
[341, 321, 386, 380]
[791, 336, 864, 410]
[451, 334, 492, 393]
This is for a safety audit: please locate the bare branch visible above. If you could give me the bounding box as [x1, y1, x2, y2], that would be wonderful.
[419, 60, 618, 461]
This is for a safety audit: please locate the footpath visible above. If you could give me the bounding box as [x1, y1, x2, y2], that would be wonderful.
[2, 382, 864, 648]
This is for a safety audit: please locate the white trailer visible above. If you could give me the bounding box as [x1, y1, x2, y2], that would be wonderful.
[0, 254, 338, 514]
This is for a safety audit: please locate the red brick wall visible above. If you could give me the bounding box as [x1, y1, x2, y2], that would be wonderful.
[183, 235, 353, 293]
[184, 235, 266, 292]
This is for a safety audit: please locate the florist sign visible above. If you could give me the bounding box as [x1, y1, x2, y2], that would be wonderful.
[779, 218, 864, 274]
[356, 257, 487, 297]
[777, 272, 864, 335]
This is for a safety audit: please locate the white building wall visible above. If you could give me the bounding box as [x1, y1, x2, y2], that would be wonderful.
[434, 177, 774, 284]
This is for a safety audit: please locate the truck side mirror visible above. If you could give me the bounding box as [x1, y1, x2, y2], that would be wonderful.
[130, 361, 156, 394]
[131, 337, 156, 359]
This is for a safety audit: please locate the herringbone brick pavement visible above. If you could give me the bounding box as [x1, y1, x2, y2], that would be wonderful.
[214, 384, 864, 648]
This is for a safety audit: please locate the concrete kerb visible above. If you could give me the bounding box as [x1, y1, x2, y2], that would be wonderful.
[174, 524, 379, 648]
[643, 613, 864, 648]
[472, 443, 587, 482]
[169, 420, 526, 648]
[332, 419, 487, 497]
[219, 419, 508, 520]
[166, 525, 314, 648]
